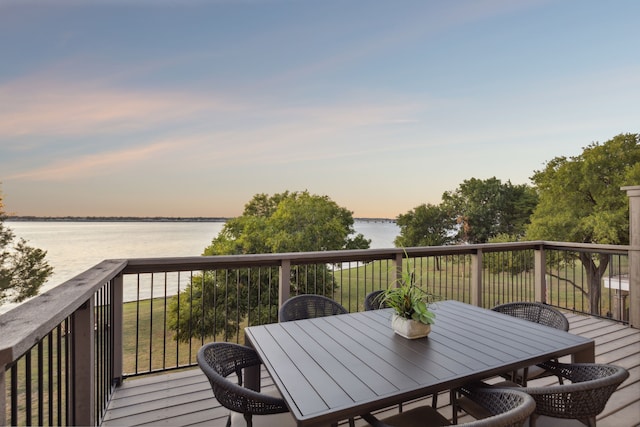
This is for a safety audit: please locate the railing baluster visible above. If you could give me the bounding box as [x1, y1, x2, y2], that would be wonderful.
[65, 317, 71, 426]
[25, 351, 32, 424]
[148, 274, 154, 373]
[188, 270, 193, 364]
[56, 323, 63, 425]
[163, 272, 168, 370]
[48, 332, 53, 425]
[38, 340, 43, 426]
[11, 363, 18, 425]
[134, 274, 140, 375]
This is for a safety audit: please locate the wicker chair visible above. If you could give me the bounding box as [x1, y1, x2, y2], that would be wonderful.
[197, 342, 295, 427]
[454, 361, 629, 427]
[492, 302, 569, 331]
[492, 302, 569, 385]
[364, 290, 389, 311]
[362, 388, 535, 427]
[522, 361, 628, 427]
[279, 294, 348, 322]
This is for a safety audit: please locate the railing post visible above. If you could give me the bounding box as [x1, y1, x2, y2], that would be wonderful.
[623, 186, 640, 328]
[534, 244, 547, 303]
[72, 299, 95, 426]
[0, 365, 5, 426]
[112, 275, 124, 386]
[393, 252, 403, 287]
[470, 249, 483, 307]
[279, 259, 291, 311]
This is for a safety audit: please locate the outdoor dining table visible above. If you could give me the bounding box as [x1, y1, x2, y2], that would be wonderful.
[243, 299, 595, 427]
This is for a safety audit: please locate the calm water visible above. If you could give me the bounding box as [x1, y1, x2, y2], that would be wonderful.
[3, 220, 399, 312]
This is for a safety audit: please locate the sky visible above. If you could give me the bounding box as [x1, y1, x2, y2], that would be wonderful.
[1, 0, 638, 219]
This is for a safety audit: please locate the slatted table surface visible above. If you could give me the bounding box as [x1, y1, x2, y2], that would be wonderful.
[244, 300, 595, 427]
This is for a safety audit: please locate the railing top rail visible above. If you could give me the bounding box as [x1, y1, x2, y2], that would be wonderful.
[121, 241, 630, 274]
[120, 244, 517, 274]
[541, 241, 631, 254]
[0, 259, 127, 367]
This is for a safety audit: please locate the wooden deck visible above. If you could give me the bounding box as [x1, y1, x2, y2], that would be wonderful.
[102, 313, 640, 427]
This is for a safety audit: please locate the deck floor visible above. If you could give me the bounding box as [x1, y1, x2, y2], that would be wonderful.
[102, 313, 640, 427]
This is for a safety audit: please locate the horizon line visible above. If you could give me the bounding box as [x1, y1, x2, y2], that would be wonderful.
[5, 215, 397, 222]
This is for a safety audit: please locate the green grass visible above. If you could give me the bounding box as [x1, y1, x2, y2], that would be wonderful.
[124, 298, 206, 373]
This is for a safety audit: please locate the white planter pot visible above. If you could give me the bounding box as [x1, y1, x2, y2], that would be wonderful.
[391, 313, 431, 339]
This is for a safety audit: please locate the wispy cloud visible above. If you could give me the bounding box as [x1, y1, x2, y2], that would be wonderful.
[2, 70, 428, 181]
[5, 139, 183, 181]
[0, 74, 239, 141]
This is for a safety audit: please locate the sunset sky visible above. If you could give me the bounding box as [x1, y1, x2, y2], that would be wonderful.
[1, 0, 638, 219]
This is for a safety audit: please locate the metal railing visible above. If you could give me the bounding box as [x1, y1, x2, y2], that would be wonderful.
[0, 242, 631, 426]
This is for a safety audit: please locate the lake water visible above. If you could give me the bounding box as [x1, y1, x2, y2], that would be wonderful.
[3, 220, 399, 312]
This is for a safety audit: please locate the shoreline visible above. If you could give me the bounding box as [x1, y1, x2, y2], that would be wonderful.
[6, 216, 396, 223]
[6, 216, 230, 222]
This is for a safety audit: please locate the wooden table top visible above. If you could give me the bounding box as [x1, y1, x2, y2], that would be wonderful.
[244, 300, 594, 427]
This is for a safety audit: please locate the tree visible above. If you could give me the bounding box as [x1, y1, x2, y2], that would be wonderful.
[526, 133, 640, 314]
[0, 189, 53, 305]
[485, 233, 535, 277]
[441, 177, 538, 244]
[394, 203, 454, 248]
[168, 191, 370, 341]
[395, 178, 538, 247]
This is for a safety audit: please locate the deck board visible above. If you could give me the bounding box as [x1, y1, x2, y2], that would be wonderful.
[102, 314, 640, 427]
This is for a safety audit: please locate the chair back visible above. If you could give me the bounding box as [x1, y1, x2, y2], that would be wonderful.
[492, 302, 569, 331]
[279, 294, 348, 322]
[197, 342, 289, 418]
[524, 361, 629, 421]
[462, 388, 536, 427]
[364, 290, 388, 311]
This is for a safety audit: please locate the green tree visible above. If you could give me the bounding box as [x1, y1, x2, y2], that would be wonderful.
[526, 133, 640, 314]
[441, 177, 538, 244]
[485, 233, 535, 276]
[168, 191, 370, 342]
[394, 203, 454, 248]
[0, 189, 54, 305]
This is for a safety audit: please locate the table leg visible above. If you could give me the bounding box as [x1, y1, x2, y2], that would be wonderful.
[572, 342, 595, 363]
[244, 336, 261, 392]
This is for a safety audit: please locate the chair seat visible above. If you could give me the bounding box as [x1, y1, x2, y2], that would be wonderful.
[523, 416, 588, 427]
[515, 365, 547, 381]
[229, 388, 297, 427]
[230, 410, 297, 427]
[457, 360, 629, 427]
[487, 383, 592, 427]
[453, 396, 492, 420]
[505, 363, 558, 386]
[364, 405, 451, 427]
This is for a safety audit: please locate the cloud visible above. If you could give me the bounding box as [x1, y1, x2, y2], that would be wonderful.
[3, 92, 426, 182]
[0, 74, 239, 142]
[4, 139, 184, 181]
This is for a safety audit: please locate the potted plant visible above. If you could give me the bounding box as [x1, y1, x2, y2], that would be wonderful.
[377, 260, 437, 339]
